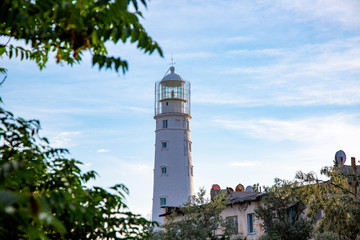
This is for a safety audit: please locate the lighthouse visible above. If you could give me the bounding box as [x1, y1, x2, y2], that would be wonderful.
[151, 66, 194, 225]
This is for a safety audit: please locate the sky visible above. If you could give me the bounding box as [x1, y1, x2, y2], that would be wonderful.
[1, 0, 360, 218]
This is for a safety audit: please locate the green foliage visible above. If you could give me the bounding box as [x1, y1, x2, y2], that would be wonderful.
[295, 167, 360, 240]
[152, 188, 231, 240]
[0, 106, 156, 239]
[255, 178, 314, 240]
[0, 1, 162, 238]
[0, 0, 163, 73]
[0, 67, 6, 85]
[256, 165, 360, 240]
[252, 183, 260, 192]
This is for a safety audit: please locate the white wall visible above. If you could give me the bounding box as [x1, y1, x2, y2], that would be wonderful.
[152, 113, 194, 224]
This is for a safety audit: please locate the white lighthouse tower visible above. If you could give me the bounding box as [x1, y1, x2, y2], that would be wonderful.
[152, 66, 194, 225]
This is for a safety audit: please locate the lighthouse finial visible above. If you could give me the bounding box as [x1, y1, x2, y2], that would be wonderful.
[170, 54, 176, 66]
[169, 54, 176, 73]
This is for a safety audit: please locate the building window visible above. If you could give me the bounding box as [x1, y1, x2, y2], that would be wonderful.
[288, 206, 294, 223]
[189, 166, 193, 176]
[315, 210, 322, 222]
[189, 141, 192, 152]
[162, 120, 168, 128]
[226, 216, 238, 234]
[161, 166, 167, 175]
[161, 141, 167, 149]
[160, 197, 167, 206]
[247, 213, 255, 234]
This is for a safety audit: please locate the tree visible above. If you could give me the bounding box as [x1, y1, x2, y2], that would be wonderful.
[0, 104, 156, 239]
[256, 163, 360, 240]
[0, 0, 163, 73]
[0, 0, 162, 238]
[294, 166, 360, 240]
[152, 189, 234, 240]
[255, 178, 314, 240]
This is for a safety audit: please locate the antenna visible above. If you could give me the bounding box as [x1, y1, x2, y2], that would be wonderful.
[170, 54, 176, 66]
[335, 150, 346, 166]
[162, 55, 176, 78]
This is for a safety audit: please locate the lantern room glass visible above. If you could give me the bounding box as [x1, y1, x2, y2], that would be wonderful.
[154, 79, 191, 116]
[160, 81, 184, 100]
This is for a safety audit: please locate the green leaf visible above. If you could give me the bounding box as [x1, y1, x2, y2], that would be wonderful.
[0, 0, 162, 73]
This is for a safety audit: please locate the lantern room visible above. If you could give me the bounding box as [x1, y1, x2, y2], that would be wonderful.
[155, 66, 191, 116]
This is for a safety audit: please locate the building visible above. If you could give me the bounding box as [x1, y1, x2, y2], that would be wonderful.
[155, 147, 360, 237]
[160, 184, 265, 239]
[211, 185, 264, 239]
[151, 66, 194, 225]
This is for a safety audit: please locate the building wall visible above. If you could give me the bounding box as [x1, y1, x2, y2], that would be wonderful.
[162, 199, 264, 239]
[217, 200, 264, 239]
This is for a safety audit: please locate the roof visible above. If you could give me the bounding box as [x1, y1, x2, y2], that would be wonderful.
[210, 189, 264, 203]
[159, 206, 183, 217]
[160, 191, 264, 218]
[338, 165, 360, 177]
[228, 192, 264, 204]
[161, 66, 183, 82]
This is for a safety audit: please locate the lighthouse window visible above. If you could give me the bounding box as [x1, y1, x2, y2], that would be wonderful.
[162, 120, 168, 128]
[160, 197, 167, 206]
[161, 166, 167, 175]
[161, 142, 167, 149]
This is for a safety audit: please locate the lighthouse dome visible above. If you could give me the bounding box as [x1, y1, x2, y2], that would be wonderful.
[161, 66, 184, 82]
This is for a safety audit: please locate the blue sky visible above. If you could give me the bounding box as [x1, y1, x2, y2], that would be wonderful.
[1, 0, 360, 218]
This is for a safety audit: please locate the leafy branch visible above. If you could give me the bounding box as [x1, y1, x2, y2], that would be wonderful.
[0, 0, 163, 73]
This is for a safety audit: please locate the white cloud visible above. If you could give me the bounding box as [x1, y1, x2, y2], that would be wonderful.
[227, 48, 285, 57]
[273, 0, 360, 27]
[225, 36, 256, 43]
[224, 37, 360, 75]
[175, 51, 215, 60]
[193, 91, 253, 105]
[193, 37, 360, 107]
[94, 156, 152, 178]
[198, 113, 360, 188]
[227, 161, 260, 167]
[129, 164, 152, 172]
[81, 162, 93, 168]
[122, 106, 152, 113]
[213, 114, 360, 144]
[51, 131, 82, 148]
[97, 149, 110, 153]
